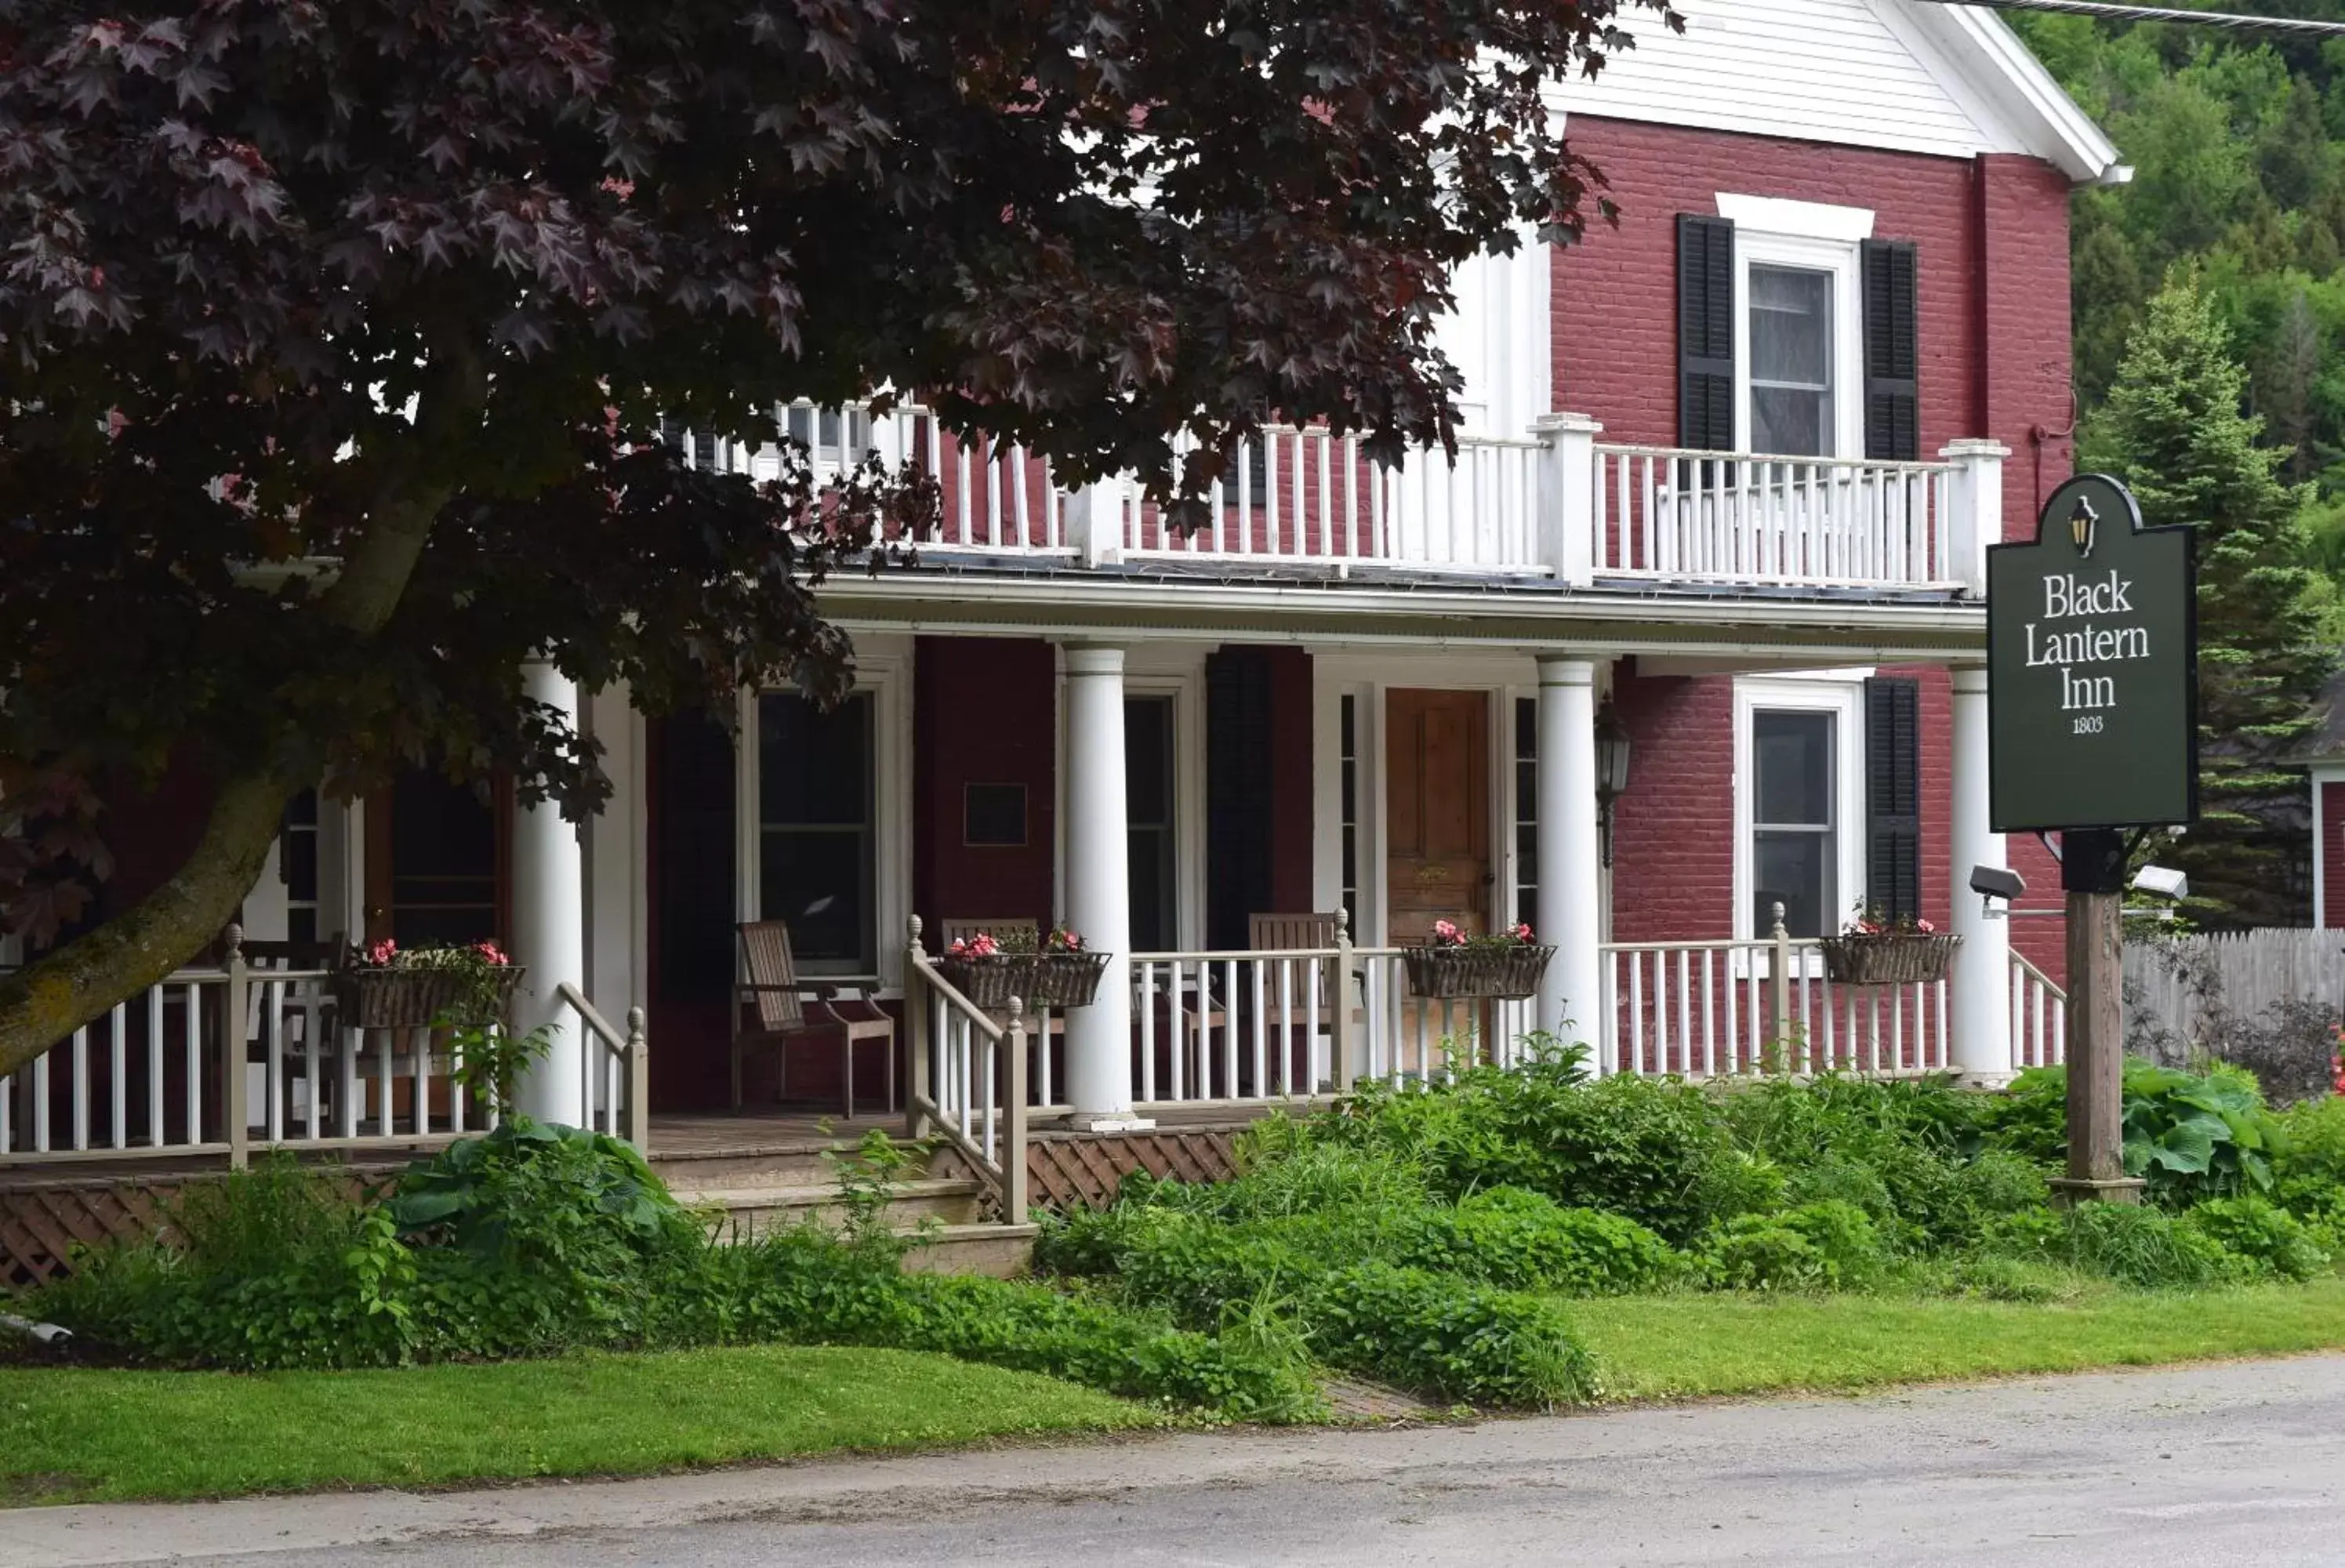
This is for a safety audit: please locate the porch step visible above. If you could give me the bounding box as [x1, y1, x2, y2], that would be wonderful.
[674, 1178, 985, 1233]
[649, 1146, 851, 1190]
[900, 1222, 1039, 1279]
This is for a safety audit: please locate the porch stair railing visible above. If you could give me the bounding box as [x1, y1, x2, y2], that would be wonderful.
[550, 981, 650, 1150]
[903, 925, 1029, 1221]
[0, 927, 652, 1167]
[2010, 950, 2067, 1068]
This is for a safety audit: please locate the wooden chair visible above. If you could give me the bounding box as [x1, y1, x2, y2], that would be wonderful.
[1248, 913, 1358, 1094]
[241, 938, 345, 1134]
[732, 920, 896, 1116]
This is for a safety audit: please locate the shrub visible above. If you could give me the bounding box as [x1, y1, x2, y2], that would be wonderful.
[1986, 1061, 2284, 1206]
[2183, 1196, 2334, 1282]
[1303, 1261, 1597, 1406]
[1392, 1187, 1682, 1294]
[31, 1158, 417, 1370]
[2274, 1096, 2345, 1228]
[1980, 1202, 2242, 1289]
[1699, 1200, 1885, 1291]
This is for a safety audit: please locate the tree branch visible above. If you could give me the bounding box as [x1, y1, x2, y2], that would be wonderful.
[0, 367, 478, 1080]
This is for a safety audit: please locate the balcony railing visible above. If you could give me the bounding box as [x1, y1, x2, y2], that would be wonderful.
[672, 403, 2000, 593]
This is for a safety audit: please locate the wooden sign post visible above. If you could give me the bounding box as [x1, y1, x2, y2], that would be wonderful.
[1987, 475, 2196, 1205]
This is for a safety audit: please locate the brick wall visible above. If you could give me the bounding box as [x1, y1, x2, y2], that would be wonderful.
[2324, 782, 2345, 931]
[913, 636, 1058, 932]
[1559, 118, 2075, 975]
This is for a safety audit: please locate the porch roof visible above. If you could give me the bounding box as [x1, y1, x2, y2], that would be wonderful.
[817, 553, 1990, 663]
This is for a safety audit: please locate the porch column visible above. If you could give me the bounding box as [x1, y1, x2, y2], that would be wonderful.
[1535, 656, 1605, 1061]
[1062, 644, 1149, 1129]
[1949, 665, 2013, 1082]
[511, 655, 588, 1125]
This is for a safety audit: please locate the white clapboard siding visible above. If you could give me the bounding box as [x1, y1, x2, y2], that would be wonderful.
[1554, 0, 2020, 165]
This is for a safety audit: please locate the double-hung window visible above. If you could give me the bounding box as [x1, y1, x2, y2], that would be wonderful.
[1737, 677, 1866, 942]
[1748, 266, 1836, 458]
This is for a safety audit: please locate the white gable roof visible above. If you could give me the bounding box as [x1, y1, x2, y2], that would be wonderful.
[1552, 0, 2124, 184]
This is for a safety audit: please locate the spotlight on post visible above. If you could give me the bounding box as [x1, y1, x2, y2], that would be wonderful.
[1969, 864, 2025, 919]
[2132, 865, 2187, 899]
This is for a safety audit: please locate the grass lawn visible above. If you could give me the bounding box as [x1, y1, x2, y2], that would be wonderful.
[0, 1344, 1158, 1506]
[1576, 1275, 2345, 1400]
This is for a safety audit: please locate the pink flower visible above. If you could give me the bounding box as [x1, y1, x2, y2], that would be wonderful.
[1512, 923, 1534, 942]
[949, 933, 1000, 959]
[364, 938, 397, 966]
[1914, 919, 1937, 935]
[472, 940, 509, 965]
[1431, 919, 1464, 948]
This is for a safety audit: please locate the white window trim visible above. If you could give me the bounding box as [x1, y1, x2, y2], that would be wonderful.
[1722, 196, 1869, 460]
[1733, 675, 1868, 946]
[1715, 194, 1875, 245]
[737, 647, 910, 993]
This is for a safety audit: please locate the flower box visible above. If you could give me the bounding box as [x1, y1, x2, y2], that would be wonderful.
[1023, 950, 1110, 1009]
[334, 965, 524, 1030]
[1818, 933, 1960, 985]
[935, 954, 1022, 1011]
[935, 951, 1111, 1011]
[1402, 944, 1555, 1000]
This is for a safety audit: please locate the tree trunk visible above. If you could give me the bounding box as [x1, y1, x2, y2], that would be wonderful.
[0, 766, 299, 1078]
[0, 382, 473, 1079]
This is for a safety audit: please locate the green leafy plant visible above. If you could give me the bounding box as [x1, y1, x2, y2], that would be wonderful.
[1700, 1200, 1885, 1291]
[1301, 1260, 1597, 1407]
[821, 1128, 932, 1257]
[2184, 1196, 2334, 1282]
[1989, 1061, 2284, 1204]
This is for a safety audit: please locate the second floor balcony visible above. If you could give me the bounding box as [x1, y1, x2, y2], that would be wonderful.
[677, 404, 2007, 601]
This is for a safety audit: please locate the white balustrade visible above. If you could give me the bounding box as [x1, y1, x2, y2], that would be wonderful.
[0, 942, 651, 1167]
[2010, 950, 2067, 1068]
[1600, 938, 1953, 1079]
[1592, 445, 1959, 588]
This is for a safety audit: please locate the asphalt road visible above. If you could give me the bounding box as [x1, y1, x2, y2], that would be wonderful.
[13, 1355, 2345, 1567]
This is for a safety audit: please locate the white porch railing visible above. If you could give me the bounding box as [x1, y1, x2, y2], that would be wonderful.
[904, 938, 1030, 1219]
[0, 931, 649, 1167]
[1599, 937, 1952, 1078]
[677, 401, 2000, 590]
[2011, 950, 2067, 1068]
[1592, 445, 1961, 588]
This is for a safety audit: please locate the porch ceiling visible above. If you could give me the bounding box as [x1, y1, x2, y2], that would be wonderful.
[815, 562, 1989, 662]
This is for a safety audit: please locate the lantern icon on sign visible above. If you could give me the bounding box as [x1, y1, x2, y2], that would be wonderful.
[2070, 495, 2099, 558]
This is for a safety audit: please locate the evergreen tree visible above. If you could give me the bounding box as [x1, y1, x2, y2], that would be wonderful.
[2085, 275, 2337, 927]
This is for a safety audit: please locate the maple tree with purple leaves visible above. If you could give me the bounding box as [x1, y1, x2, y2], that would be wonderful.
[0, 0, 1672, 1073]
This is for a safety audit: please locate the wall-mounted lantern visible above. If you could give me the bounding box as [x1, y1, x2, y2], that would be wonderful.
[1594, 699, 1632, 869]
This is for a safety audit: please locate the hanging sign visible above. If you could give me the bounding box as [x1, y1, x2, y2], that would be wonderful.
[1987, 473, 2197, 833]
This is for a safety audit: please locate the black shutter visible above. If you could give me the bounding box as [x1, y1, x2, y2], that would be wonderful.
[1206, 649, 1276, 952]
[1860, 239, 1920, 462]
[1677, 214, 1736, 451]
[1864, 677, 1922, 923]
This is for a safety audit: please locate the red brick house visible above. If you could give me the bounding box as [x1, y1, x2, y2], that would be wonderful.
[0, 0, 2113, 1212]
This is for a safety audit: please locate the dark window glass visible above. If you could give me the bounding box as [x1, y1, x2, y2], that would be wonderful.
[389, 769, 497, 946]
[760, 692, 875, 972]
[1126, 696, 1176, 953]
[964, 783, 1028, 848]
[1751, 709, 1836, 937]
[1514, 697, 1538, 928]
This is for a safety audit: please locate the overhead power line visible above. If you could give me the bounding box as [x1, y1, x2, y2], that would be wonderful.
[1914, 0, 2345, 37]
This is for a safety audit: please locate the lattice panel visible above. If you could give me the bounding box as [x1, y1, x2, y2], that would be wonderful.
[1024, 1127, 1243, 1210]
[0, 1181, 178, 1290]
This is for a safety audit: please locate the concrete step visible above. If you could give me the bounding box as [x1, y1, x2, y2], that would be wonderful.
[649, 1146, 852, 1190]
[900, 1222, 1039, 1279]
[675, 1178, 986, 1234]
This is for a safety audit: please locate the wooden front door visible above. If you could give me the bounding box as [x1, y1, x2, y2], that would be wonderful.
[362, 766, 510, 947]
[1385, 689, 1491, 945]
